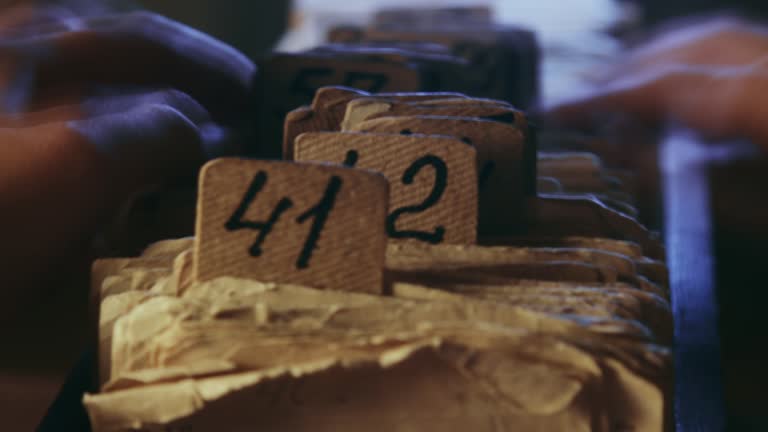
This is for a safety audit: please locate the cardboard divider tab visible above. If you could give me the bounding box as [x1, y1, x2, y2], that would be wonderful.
[283, 86, 470, 160]
[194, 158, 389, 294]
[295, 132, 477, 245]
[257, 54, 425, 158]
[348, 115, 526, 236]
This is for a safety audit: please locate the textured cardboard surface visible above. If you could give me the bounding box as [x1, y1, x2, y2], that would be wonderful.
[283, 86, 469, 160]
[295, 132, 477, 245]
[257, 54, 424, 157]
[348, 115, 527, 235]
[194, 159, 389, 294]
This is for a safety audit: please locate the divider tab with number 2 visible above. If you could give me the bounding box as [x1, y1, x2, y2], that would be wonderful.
[194, 159, 389, 294]
[295, 132, 478, 245]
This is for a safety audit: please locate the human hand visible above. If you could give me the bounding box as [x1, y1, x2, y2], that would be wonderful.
[0, 7, 255, 295]
[546, 16, 768, 149]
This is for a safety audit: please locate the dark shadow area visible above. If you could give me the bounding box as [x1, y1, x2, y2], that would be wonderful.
[138, 0, 291, 60]
[711, 157, 768, 431]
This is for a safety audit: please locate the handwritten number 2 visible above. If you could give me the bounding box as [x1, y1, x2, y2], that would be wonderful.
[225, 171, 342, 269]
[386, 155, 447, 244]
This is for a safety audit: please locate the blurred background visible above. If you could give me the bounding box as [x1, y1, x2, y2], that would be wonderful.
[1, 0, 767, 430]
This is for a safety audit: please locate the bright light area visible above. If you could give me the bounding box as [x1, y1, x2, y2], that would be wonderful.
[280, 0, 629, 105]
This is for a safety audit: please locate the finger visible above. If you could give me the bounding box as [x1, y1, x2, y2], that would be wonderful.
[81, 11, 255, 90]
[0, 102, 205, 268]
[0, 5, 82, 37]
[725, 63, 768, 146]
[0, 87, 212, 127]
[0, 6, 83, 111]
[547, 64, 743, 138]
[68, 103, 207, 194]
[3, 11, 256, 122]
[598, 17, 768, 83]
[0, 86, 239, 161]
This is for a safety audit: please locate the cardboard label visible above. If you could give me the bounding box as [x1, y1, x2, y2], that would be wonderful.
[257, 54, 424, 158]
[340, 97, 524, 131]
[340, 99, 536, 199]
[283, 86, 470, 160]
[347, 115, 526, 235]
[295, 132, 477, 245]
[195, 158, 389, 293]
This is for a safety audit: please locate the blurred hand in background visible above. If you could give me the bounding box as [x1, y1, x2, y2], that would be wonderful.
[0, 5, 264, 429]
[547, 15, 768, 150]
[0, 4, 255, 309]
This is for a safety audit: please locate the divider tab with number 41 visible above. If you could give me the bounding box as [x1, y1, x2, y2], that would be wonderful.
[195, 159, 389, 294]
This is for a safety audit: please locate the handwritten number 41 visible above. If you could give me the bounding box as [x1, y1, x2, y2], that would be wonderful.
[225, 171, 341, 269]
[226, 151, 447, 269]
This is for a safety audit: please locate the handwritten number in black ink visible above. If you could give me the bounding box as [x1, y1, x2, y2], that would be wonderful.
[295, 176, 343, 269]
[386, 155, 448, 244]
[225, 171, 294, 257]
[344, 72, 389, 93]
[343, 150, 359, 167]
[225, 171, 341, 269]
